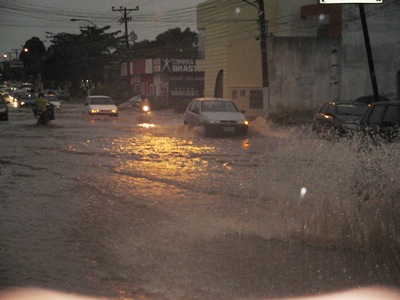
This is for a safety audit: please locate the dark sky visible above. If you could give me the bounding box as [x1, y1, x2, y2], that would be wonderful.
[0, 0, 204, 60]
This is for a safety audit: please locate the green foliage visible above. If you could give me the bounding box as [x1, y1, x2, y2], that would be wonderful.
[20, 37, 46, 81]
[269, 107, 314, 125]
[41, 26, 122, 91]
[35, 26, 198, 95]
[132, 27, 198, 58]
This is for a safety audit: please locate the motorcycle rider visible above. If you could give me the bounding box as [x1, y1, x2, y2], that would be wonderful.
[34, 92, 54, 124]
[36, 92, 49, 111]
[138, 95, 151, 111]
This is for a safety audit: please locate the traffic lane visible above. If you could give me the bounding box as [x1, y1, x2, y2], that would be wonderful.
[1, 104, 398, 299]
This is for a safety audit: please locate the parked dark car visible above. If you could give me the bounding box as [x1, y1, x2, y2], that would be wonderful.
[0, 94, 9, 120]
[356, 100, 400, 143]
[355, 94, 390, 104]
[312, 101, 368, 137]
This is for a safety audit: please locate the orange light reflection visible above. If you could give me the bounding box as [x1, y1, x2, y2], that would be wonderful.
[110, 135, 215, 187]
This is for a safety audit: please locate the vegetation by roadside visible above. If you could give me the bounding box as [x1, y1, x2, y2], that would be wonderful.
[269, 107, 315, 126]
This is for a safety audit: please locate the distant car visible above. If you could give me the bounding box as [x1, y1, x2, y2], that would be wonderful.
[118, 95, 165, 110]
[312, 101, 368, 137]
[184, 98, 249, 136]
[56, 90, 70, 101]
[356, 100, 400, 143]
[1, 91, 13, 105]
[43, 89, 56, 97]
[84, 95, 118, 116]
[19, 94, 36, 107]
[0, 94, 9, 120]
[47, 95, 62, 109]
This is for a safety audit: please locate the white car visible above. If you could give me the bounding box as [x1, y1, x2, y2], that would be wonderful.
[84, 95, 118, 117]
[47, 95, 62, 109]
[184, 98, 248, 136]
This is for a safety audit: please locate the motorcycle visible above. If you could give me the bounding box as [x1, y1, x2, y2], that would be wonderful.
[136, 102, 152, 123]
[33, 103, 55, 125]
[141, 103, 151, 113]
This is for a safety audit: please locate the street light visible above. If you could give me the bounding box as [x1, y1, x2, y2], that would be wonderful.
[70, 18, 98, 28]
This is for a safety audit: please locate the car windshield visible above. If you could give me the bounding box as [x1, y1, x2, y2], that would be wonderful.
[336, 104, 367, 116]
[201, 100, 239, 112]
[90, 97, 113, 105]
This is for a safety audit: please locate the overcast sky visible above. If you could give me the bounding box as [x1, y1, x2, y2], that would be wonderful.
[0, 0, 204, 60]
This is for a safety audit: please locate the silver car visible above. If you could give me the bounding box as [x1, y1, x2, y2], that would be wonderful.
[84, 95, 118, 117]
[184, 98, 248, 136]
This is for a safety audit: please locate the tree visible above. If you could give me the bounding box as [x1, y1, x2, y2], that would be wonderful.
[20, 37, 46, 85]
[41, 26, 122, 93]
[132, 27, 198, 58]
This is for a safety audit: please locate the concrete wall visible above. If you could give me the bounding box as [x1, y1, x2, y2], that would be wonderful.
[268, 37, 341, 111]
[340, 1, 400, 100]
[268, 1, 400, 110]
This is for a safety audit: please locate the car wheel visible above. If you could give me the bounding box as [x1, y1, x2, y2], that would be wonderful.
[204, 125, 213, 137]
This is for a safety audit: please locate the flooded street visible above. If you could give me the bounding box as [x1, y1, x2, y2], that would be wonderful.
[1, 103, 399, 300]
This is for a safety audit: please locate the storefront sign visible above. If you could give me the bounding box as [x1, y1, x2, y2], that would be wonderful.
[168, 71, 204, 107]
[10, 61, 23, 68]
[160, 58, 196, 73]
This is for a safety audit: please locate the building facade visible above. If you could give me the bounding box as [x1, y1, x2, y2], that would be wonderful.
[196, 0, 400, 116]
[108, 58, 204, 108]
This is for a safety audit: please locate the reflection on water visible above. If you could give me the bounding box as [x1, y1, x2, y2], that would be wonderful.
[2, 105, 400, 300]
[137, 123, 157, 129]
[110, 135, 215, 186]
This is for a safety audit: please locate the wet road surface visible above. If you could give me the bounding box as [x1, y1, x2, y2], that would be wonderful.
[1, 103, 399, 299]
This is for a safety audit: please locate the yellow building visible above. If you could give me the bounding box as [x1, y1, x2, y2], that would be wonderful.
[196, 0, 331, 117]
[197, 0, 275, 116]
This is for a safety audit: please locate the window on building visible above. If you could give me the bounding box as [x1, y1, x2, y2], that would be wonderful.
[250, 90, 263, 109]
[232, 90, 237, 99]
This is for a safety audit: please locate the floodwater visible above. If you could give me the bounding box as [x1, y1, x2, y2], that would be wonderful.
[0, 103, 399, 300]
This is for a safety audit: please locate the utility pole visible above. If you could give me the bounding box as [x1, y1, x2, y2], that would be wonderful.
[244, 0, 270, 116]
[257, 0, 270, 116]
[12, 49, 20, 60]
[359, 4, 380, 101]
[112, 6, 139, 99]
[46, 32, 57, 44]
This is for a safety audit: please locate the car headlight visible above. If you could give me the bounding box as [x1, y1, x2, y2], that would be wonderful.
[0, 108, 6, 112]
[208, 119, 219, 124]
[112, 109, 118, 113]
[238, 120, 249, 125]
[90, 109, 99, 114]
